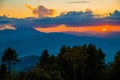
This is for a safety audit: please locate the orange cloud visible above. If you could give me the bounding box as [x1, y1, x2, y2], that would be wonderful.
[24, 5, 55, 18]
[33, 5, 55, 18]
[0, 24, 16, 30]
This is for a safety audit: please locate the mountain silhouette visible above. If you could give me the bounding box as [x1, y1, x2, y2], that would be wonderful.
[12, 55, 39, 71]
[0, 28, 120, 62]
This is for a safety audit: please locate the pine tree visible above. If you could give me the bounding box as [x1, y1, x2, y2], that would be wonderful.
[0, 64, 7, 79]
[109, 51, 120, 80]
[38, 49, 49, 70]
[2, 47, 19, 80]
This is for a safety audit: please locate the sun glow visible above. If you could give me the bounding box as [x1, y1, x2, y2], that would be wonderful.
[35, 25, 120, 33]
[102, 28, 106, 32]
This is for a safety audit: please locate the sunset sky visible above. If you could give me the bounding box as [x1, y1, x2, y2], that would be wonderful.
[0, 0, 120, 34]
[0, 0, 120, 18]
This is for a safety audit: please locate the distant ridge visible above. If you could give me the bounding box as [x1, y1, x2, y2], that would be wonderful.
[13, 55, 39, 71]
[64, 31, 120, 39]
[0, 28, 120, 62]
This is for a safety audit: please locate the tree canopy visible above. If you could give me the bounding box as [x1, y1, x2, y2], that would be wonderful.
[0, 45, 120, 80]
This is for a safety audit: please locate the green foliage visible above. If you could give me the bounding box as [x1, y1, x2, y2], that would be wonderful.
[24, 68, 63, 80]
[49, 70, 63, 80]
[0, 45, 120, 80]
[57, 44, 106, 80]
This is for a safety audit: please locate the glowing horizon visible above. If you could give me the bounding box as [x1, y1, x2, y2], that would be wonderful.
[35, 25, 120, 33]
[0, 0, 120, 35]
[0, 0, 120, 18]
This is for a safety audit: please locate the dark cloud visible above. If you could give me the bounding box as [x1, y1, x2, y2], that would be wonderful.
[68, 1, 90, 3]
[104, 10, 120, 26]
[0, 17, 11, 25]
[54, 10, 95, 26]
[109, 10, 120, 18]
[0, 17, 36, 28]
[0, 10, 120, 28]
[33, 5, 55, 18]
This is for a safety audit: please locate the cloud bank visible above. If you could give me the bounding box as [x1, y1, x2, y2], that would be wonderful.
[0, 9, 120, 29]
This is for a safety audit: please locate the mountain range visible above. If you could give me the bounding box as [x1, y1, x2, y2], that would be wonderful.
[0, 28, 120, 71]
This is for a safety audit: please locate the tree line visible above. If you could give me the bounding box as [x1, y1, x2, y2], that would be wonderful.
[0, 44, 120, 80]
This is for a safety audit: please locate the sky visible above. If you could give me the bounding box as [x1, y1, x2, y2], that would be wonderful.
[0, 0, 120, 18]
[0, 0, 120, 35]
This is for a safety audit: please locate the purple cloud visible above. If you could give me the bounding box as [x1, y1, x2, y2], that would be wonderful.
[0, 10, 120, 28]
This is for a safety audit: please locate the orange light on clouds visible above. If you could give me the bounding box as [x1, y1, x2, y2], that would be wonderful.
[0, 24, 16, 30]
[35, 24, 120, 33]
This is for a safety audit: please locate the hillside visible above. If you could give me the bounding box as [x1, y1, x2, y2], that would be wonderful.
[0, 28, 120, 62]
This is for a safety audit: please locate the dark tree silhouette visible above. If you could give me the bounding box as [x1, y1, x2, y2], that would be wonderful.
[0, 64, 7, 79]
[38, 49, 49, 70]
[1, 45, 119, 80]
[2, 47, 19, 80]
[56, 44, 105, 80]
[108, 51, 120, 80]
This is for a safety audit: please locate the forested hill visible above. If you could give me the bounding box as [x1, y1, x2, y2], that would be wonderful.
[0, 45, 120, 80]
